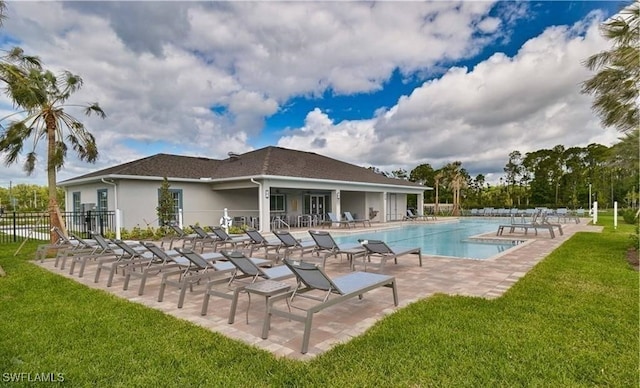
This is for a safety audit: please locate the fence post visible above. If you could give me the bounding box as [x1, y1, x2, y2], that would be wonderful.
[12, 211, 17, 242]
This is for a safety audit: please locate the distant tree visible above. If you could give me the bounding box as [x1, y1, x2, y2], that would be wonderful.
[390, 168, 408, 180]
[409, 163, 436, 202]
[0, 68, 105, 242]
[468, 174, 486, 207]
[504, 151, 523, 206]
[581, 2, 639, 133]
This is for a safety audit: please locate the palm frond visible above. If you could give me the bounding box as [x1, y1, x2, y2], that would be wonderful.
[23, 151, 37, 175]
[85, 102, 106, 118]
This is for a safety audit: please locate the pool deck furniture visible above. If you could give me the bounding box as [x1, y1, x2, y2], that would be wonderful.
[158, 248, 268, 308]
[94, 239, 153, 286]
[123, 241, 186, 296]
[343, 211, 372, 227]
[52, 232, 99, 269]
[403, 209, 435, 221]
[200, 250, 294, 323]
[308, 230, 366, 269]
[263, 259, 398, 354]
[273, 230, 317, 259]
[209, 226, 251, 250]
[496, 222, 563, 239]
[358, 239, 423, 272]
[244, 229, 282, 262]
[322, 212, 352, 228]
[35, 226, 83, 262]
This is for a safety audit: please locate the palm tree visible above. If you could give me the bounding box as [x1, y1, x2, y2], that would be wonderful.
[450, 172, 467, 216]
[0, 0, 41, 275]
[581, 3, 639, 133]
[0, 68, 106, 241]
[434, 171, 444, 216]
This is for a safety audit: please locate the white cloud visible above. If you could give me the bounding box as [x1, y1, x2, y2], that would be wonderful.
[0, 1, 620, 188]
[276, 13, 620, 180]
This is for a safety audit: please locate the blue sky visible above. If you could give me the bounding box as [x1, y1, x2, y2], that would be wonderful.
[263, 1, 622, 139]
[0, 1, 629, 186]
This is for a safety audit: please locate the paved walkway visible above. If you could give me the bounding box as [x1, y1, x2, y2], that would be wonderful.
[36, 219, 602, 360]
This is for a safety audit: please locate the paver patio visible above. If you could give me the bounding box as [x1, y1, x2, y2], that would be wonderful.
[36, 218, 602, 360]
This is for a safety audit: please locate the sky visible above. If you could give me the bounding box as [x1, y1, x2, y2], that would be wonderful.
[0, 0, 630, 188]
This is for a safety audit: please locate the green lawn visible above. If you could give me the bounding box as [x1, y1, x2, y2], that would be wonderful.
[1, 215, 638, 387]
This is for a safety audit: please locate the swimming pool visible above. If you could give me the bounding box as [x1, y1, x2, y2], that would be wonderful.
[330, 219, 522, 260]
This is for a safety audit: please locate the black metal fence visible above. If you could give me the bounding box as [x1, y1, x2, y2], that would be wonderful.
[0, 210, 116, 244]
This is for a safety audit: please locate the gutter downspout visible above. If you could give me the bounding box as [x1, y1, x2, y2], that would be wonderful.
[250, 178, 262, 232]
[101, 179, 120, 240]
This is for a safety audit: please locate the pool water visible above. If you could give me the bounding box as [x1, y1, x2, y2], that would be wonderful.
[330, 219, 520, 260]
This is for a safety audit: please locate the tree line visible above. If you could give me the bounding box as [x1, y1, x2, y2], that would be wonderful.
[393, 133, 639, 213]
[0, 184, 64, 212]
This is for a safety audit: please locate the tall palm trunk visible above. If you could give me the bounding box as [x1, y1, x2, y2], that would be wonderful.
[46, 113, 63, 243]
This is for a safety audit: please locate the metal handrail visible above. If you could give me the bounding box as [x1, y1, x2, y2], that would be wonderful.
[271, 216, 290, 231]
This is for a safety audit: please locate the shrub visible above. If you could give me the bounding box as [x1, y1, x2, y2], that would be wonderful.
[619, 208, 639, 225]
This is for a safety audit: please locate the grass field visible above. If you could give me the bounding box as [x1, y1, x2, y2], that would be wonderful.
[0, 214, 638, 387]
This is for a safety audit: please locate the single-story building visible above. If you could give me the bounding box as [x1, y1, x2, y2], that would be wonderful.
[59, 146, 431, 233]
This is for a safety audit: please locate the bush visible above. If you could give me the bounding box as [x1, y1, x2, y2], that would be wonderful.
[619, 208, 639, 225]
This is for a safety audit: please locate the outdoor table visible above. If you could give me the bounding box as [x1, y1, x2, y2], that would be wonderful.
[244, 280, 292, 324]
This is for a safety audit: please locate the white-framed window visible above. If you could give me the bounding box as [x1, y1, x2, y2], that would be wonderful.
[72, 192, 81, 213]
[97, 189, 108, 211]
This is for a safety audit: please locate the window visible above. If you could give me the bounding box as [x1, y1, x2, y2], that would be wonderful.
[72, 192, 81, 225]
[72, 192, 81, 213]
[97, 189, 108, 211]
[157, 188, 183, 224]
[270, 194, 286, 212]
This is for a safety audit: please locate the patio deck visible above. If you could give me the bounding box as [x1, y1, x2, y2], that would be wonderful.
[36, 218, 602, 360]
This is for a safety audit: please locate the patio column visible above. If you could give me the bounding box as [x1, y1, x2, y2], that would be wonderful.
[259, 182, 271, 232]
[332, 190, 341, 221]
[418, 192, 424, 216]
[382, 191, 387, 222]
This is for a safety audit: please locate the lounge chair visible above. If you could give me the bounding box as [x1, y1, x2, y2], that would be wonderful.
[264, 258, 398, 354]
[403, 209, 433, 221]
[189, 225, 223, 251]
[343, 211, 371, 227]
[322, 212, 352, 228]
[200, 250, 295, 323]
[496, 211, 562, 239]
[167, 224, 198, 249]
[158, 247, 272, 308]
[244, 229, 282, 261]
[358, 240, 423, 272]
[273, 230, 317, 259]
[67, 232, 126, 277]
[35, 226, 80, 262]
[307, 230, 365, 269]
[124, 242, 222, 296]
[54, 232, 99, 269]
[209, 226, 251, 250]
[94, 239, 154, 286]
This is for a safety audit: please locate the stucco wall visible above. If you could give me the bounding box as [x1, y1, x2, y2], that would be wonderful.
[63, 176, 426, 232]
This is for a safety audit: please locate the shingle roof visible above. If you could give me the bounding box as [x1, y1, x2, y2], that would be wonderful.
[61, 146, 424, 188]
